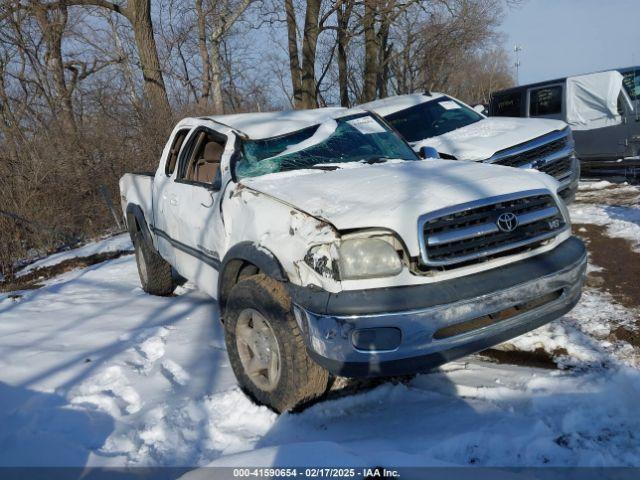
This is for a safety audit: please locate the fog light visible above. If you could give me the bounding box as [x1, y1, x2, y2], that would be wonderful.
[351, 327, 401, 351]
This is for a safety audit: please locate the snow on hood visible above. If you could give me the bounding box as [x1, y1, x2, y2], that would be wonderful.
[414, 117, 568, 161]
[240, 159, 558, 255]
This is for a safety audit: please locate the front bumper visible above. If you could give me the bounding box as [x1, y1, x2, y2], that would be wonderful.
[292, 237, 586, 378]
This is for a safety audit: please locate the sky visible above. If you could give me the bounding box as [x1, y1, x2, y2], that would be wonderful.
[500, 0, 640, 85]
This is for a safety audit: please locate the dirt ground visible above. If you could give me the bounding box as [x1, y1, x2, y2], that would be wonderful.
[0, 250, 132, 293]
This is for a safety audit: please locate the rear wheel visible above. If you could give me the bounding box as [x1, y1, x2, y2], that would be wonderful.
[224, 274, 330, 413]
[133, 231, 176, 296]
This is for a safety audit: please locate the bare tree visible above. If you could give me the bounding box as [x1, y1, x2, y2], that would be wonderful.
[195, 0, 212, 101]
[0, 0, 517, 278]
[335, 0, 354, 106]
[284, 0, 303, 106]
[30, 2, 77, 132]
[284, 0, 345, 109]
[43, 0, 172, 115]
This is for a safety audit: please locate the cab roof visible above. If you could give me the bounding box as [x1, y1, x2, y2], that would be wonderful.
[204, 107, 367, 140]
[360, 92, 445, 117]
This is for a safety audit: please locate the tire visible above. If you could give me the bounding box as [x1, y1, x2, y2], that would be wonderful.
[224, 274, 330, 413]
[132, 230, 176, 296]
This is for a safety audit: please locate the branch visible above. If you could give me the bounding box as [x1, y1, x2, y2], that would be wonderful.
[211, 0, 253, 40]
[45, 0, 129, 19]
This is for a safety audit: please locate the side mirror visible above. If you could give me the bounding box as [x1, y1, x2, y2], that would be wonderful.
[473, 104, 487, 115]
[419, 146, 440, 159]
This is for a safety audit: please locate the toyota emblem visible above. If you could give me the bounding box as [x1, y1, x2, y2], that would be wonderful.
[496, 212, 518, 232]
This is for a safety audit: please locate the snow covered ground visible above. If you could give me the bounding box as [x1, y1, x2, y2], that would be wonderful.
[1, 180, 639, 474]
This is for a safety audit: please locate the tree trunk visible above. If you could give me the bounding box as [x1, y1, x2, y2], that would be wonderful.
[195, 0, 211, 102]
[361, 0, 378, 102]
[300, 0, 321, 109]
[205, 0, 252, 113]
[32, 3, 77, 134]
[209, 37, 224, 113]
[284, 0, 303, 108]
[336, 0, 353, 107]
[376, 11, 391, 98]
[64, 0, 172, 115]
[128, 0, 171, 116]
[108, 13, 140, 108]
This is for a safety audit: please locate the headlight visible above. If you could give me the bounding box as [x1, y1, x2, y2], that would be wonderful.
[304, 234, 404, 281]
[338, 237, 402, 280]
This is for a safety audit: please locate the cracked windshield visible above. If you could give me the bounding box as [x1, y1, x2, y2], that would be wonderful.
[236, 114, 418, 178]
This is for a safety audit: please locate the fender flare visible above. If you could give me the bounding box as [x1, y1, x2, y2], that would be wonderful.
[217, 241, 288, 308]
[125, 204, 153, 246]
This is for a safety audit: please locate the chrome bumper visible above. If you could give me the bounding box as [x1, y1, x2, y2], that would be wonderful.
[294, 247, 586, 378]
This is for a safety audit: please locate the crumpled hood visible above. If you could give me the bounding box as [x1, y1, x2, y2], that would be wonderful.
[240, 160, 559, 256]
[414, 117, 568, 161]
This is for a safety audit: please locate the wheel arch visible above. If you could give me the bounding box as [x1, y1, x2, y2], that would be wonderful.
[218, 242, 288, 313]
[125, 204, 153, 246]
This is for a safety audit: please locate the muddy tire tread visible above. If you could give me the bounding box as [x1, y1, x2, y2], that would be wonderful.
[224, 274, 329, 412]
[133, 231, 175, 296]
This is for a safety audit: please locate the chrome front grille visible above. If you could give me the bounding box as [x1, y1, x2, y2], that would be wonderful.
[487, 129, 574, 183]
[418, 190, 567, 267]
[539, 155, 572, 179]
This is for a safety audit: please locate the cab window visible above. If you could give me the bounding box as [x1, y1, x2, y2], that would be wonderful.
[178, 129, 226, 188]
[491, 91, 523, 117]
[165, 129, 190, 176]
[529, 85, 563, 116]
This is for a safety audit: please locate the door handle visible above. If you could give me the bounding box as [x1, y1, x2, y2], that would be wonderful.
[169, 195, 178, 206]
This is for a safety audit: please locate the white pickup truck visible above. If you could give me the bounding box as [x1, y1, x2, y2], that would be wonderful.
[119, 108, 586, 412]
[362, 93, 581, 203]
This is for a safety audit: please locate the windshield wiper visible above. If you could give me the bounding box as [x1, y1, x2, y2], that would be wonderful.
[309, 164, 340, 171]
[306, 157, 394, 171]
[360, 156, 393, 164]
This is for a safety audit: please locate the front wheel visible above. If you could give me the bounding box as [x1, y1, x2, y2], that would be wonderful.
[224, 274, 330, 413]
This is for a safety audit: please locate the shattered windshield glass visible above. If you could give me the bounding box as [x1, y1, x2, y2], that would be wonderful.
[384, 97, 484, 142]
[235, 114, 419, 179]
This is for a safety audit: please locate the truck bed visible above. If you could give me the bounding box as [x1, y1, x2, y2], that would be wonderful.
[119, 173, 154, 226]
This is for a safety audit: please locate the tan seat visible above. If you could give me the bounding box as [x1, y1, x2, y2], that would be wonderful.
[195, 141, 224, 184]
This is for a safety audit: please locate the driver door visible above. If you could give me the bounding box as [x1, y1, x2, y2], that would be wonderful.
[170, 126, 232, 297]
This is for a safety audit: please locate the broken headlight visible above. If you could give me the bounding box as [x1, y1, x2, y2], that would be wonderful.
[305, 233, 404, 280]
[338, 237, 403, 279]
[304, 243, 340, 279]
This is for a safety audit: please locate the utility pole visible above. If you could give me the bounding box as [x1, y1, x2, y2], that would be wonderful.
[514, 44, 523, 85]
